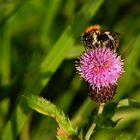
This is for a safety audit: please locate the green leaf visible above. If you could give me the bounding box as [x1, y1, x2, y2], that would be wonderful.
[112, 107, 140, 130]
[93, 114, 120, 129]
[129, 99, 140, 108]
[26, 95, 77, 136]
[103, 102, 118, 118]
[117, 98, 140, 108]
[116, 132, 137, 140]
[117, 99, 129, 108]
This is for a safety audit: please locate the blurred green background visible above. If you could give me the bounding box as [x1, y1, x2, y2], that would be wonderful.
[0, 0, 140, 140]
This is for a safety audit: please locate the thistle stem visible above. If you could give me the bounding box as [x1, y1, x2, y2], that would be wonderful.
[85, 103, 105, 140]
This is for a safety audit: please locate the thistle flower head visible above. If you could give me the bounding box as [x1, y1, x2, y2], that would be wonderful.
[87, 83, 117, 103]
[76, 47, 123, 88]
[76, 47, 124, 103]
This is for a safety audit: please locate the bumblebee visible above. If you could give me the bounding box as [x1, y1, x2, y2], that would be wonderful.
[81, 24, 120, 51]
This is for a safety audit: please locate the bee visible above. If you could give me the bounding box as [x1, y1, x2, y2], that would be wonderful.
[81, 24, 120, 51]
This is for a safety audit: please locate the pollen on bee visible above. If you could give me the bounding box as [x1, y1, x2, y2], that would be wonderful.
[85, 24, 100, 33]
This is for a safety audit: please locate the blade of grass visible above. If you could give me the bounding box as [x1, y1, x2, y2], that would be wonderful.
[65, 45, 84, 59]
[115, 35, 140, 102]
[39, 0, 63, 49]
[1, 0, 104, 140]
[0, 24, 11, 86]
[0, 1, 24, 28]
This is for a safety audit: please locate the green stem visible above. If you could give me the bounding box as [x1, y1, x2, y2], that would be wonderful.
[85, 103, 105, 140]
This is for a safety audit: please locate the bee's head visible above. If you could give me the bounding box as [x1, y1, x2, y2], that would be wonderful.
[81, 27, 100, 49]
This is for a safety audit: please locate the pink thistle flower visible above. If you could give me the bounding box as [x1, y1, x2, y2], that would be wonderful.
[76, 47, 124, 103]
